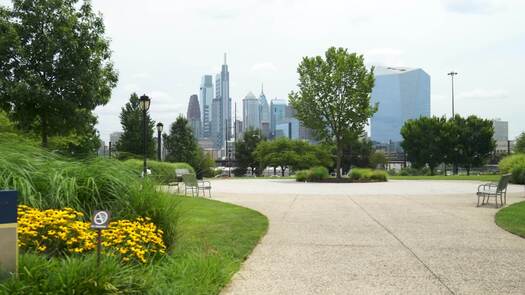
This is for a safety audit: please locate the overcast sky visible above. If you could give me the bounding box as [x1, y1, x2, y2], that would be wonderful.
[3, 0, 525, 142]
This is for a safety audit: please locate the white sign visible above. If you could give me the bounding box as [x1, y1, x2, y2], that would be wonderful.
[91, 210, 110, 229]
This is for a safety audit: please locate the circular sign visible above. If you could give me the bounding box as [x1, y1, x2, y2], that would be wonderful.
[93, 211, 109, 226]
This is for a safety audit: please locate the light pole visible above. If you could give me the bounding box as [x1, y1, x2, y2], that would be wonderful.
[448, 71, 458, 117]
[139, 94, 151, 177]
[156, 122, 163, 161]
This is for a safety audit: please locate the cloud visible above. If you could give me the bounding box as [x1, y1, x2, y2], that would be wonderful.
[441, 0, 504, 14]
[458, 89, 509, 100]
[251, 62, 278, 73]
[365, 48, 404, 67]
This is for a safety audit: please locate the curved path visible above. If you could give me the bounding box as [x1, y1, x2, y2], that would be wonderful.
[210, 179, 525, 294]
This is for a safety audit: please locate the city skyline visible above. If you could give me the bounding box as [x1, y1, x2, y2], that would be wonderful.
[14, 0, 520, 142]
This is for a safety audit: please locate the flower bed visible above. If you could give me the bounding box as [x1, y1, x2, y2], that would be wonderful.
[18, 205, 166, 263]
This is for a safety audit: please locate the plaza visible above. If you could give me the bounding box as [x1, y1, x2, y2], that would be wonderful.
[210, 179, 525, 294]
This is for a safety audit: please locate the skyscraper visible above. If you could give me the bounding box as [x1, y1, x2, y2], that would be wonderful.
[370, 66, 430, 143]
[258, 85, 270, 128]
[187, 94, 201, 138]
[270, 98, 287, 138]
[243, 92, 260, 130]
[199, 75, 213, 138]
[213, 54, 231, 149]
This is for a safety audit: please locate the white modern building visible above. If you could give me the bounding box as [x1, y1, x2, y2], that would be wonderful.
[370, 66, 431, 143]
[243, 92, 260, 130]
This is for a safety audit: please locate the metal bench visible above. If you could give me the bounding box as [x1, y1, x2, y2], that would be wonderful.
[182, 174, 211, 198]
[477, 174, 511, 208]
[167, 168, 191, 193]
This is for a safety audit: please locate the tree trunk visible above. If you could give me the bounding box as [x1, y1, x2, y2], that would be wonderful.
[273, 167, 276, 176]
[430, 166, 435, 176]
[466, 166, 470, 176]
[281, 166, 285, 177]
[336, 142, 343, 179]
[41, 114, 48, 148]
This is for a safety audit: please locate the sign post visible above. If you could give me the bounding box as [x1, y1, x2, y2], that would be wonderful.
[90, 210, 110, 266]
[0, 190, 18, 277]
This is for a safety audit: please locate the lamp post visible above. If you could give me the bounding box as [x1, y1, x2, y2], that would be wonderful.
[448, 71, 458, 117]
[156, 122, 163, 161]
[139, 94, 151, 177]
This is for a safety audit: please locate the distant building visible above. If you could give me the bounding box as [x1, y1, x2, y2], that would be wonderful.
[211, 98, 221, 143]
[199, 75, 213, 138]
[243, 92, 260, 130]
[493, 119, 510, 154]
[187, 94, 201, 138]
[235, 120, 243, 139]
[109, 131, 123, 147]
[260, 121, 271, 139]
[370, 66, 431, 143]
[258, 85, 270, 128]
[213, 54, 231, 150]
[270, 99, 287, 138]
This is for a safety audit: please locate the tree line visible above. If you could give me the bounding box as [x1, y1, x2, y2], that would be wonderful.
[401, 115, 495, 175]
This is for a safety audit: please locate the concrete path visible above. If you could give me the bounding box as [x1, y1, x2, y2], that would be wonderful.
[210, 179, 525, 295]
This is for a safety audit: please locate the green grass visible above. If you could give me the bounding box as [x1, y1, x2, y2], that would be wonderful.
[495, 201, 525, 238]
[390, 175, 501, 181]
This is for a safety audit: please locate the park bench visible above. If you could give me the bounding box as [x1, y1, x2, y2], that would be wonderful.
[476, 174, 511, 208]
[182, 174, 212, 198]
[167, 168, 191, 193]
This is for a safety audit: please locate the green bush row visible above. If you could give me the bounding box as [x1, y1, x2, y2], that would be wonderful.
[123, 159, 195, 184]
[295, 166, 329, 182]
[499, 154, 525, 184]
[349, 168, 388, 182]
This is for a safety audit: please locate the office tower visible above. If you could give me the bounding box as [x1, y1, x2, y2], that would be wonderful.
[258, 85, 270, 129]
[243, 92, 260, 130]
[109, 131, 123, 147]
[370, 66, 430, 143]
[187, 94, 201, 138]
[211, 97, 221, 142]
[235, 120, 243, 138]
[492, 119, 509, 154]
[213, 53, 231, 149]
[199, 75, 213, 138]
[270, 98, 287, 138]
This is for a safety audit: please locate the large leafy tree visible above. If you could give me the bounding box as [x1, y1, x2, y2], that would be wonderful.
[254, 137, 332, 176]
[289, 47, 376, 178]
[117, 93, 155, 157]
[456, 115, 495, 175]
[164, 115, 198, 165]
[515, 132, 525, 154]
[0, 0, 118, 147]
[401, 116, 447, 175]
[235, 128, 264, 176]
[341, 134, 373, 173]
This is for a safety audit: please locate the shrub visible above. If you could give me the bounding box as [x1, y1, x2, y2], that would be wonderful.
[123, 159, 195, 184]
[295, 170, 309, 182]
[397, 167, 431, 176]
[294, 167, 329, 182]
[499, 154, 525, 173]
[349, 168, 387, 182]
[511, 166, 525, 184]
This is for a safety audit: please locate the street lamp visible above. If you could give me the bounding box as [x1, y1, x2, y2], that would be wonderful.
[156, 122, 163, 161]
[448, 71, 458, 117]
[139, 94, 151, 177]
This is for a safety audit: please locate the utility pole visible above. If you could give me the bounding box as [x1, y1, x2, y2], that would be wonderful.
[448, 71, 458, 117]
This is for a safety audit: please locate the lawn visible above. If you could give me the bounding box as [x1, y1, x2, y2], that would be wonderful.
[390, 175, 501, 181]
[495, 201, 525, 238]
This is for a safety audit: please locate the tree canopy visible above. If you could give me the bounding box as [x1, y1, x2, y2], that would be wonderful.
[235, 128, 264, 176]
[0, 0, 118, 147]
[515, 132, 525, 154]
[289, 47, 376, 178]
[117, 93, 155, 158]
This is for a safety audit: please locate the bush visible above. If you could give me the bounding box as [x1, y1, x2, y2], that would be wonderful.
[294, 166, 329, 182]
[511, 166, 525, 184]
[123, 159, 195, 184]
[398, 167, 431, 176]
[499, 154, 525, 174]
[349, 168, 388, 182]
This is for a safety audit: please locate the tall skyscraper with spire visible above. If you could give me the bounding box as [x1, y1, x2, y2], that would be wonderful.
[258, 84, 270, 126]
[199, 75, 213, 138]
[213, 53, 231, 150]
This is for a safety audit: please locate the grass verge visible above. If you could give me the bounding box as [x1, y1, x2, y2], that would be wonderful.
[390, 175, 501, 181]
[495, 201, 525, 238]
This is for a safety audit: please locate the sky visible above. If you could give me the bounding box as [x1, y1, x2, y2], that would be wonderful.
[2, 0, 525, 142]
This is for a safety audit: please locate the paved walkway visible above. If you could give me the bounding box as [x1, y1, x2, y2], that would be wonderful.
[210, 179, 525, 295]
